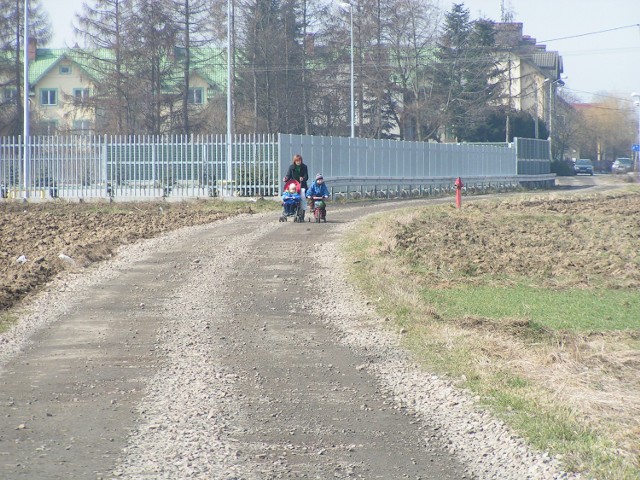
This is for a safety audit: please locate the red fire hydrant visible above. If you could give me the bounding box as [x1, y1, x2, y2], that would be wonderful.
[454, 177, 463, 209]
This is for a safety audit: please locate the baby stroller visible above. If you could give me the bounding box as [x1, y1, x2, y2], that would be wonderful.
[279, 179, 306, 223]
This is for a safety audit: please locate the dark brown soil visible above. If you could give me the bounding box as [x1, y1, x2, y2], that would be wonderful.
[394, 192, 640, 289]
[0, 199, 275, 313]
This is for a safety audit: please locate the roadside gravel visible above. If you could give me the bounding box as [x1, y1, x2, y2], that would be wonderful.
[1, 204, 580, 479]
[310, 212, 580, 480]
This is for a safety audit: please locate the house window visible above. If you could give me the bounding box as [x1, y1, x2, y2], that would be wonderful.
[73, 88, 90, 102]
[40, 89, 57, 106]
[73, 120, 92, 133]
[59, 65, 72, 75]
[188, 87, 204, 105]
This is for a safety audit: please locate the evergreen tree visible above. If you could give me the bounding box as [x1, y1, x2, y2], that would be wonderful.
[432, 3, 504, 142]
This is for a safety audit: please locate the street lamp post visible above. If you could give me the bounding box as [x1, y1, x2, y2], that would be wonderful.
[547, 79, 553, 140]
[340, 3, 354, 138]
[534, 79, 548, 139]
[226, 0, 233, 186]
[547, 77, 566, 133]
[349, 4, 354, 138]
[632, 92, 640, 173]
[23, 0, 30, 199]
[547, 76, 566, 160]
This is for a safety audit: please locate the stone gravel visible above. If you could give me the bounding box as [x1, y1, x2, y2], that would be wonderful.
[1, 207, 580, 480]
[310, 216, 580, 480]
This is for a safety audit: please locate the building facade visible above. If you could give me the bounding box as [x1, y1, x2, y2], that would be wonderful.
[10, 40, 226, 136]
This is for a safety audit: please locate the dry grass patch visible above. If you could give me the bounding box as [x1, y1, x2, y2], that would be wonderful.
[346, 189, 640, 478]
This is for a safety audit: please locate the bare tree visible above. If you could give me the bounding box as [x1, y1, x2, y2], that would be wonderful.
[166, 0, 215, 134]
[574, 95, 636, 163]
[0, 0, 51, 136]
[385, 0, 439, 140]
[236, 0, 307, 134]
[126, 0, 180, 134]
[307, 3, 350, 137]
[74, 0, 135, 134]
[549, 90, 581, 161]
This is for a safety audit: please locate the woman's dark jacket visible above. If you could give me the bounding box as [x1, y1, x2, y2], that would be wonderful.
[284, 163, 309, 190]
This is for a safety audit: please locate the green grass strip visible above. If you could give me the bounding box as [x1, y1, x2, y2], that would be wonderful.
[420, 285, 640, 331]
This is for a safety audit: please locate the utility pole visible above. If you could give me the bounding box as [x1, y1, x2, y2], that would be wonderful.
[23, 0, 30, 199]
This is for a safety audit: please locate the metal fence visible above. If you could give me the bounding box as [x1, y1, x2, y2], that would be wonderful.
[0, 134, 278, 199]
[279, 135, 552, 195]
[280, 134, 518, 178]
[515, 137, 552, 175]
[0, 134, 551, 200]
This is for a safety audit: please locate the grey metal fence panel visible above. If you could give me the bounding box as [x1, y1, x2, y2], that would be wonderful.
[278, 135, 536, 196]
[515, 137, 551, 175]
[278, 134, 522, 193]
[2, 133, 547, 200]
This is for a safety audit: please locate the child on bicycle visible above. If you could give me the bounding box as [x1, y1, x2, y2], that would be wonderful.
[306, 173, 329, 216]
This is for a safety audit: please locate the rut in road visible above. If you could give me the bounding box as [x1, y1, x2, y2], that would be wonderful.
[113, 209, 468, 479]
[206, 222, 468, 479]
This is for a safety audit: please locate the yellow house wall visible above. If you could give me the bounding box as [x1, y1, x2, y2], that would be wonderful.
[32, 59, 95, 132]
[496, 53, 547, 118]
[32, 60, 211, 133]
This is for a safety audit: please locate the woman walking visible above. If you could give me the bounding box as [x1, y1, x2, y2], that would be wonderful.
[283, 154, 309, 191]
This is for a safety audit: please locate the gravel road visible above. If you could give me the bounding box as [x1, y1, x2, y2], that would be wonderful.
[0, 199, 578, 479]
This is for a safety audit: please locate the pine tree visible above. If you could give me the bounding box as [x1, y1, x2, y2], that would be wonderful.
[432, 3, 505, 142]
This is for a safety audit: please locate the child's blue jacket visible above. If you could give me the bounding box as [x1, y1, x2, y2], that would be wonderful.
[282, 191, 301, 204]
[306, 181, 329, 198]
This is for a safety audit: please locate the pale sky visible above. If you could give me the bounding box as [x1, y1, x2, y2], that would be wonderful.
[461, 0, 640, 106]
[42, 0, 640, 105]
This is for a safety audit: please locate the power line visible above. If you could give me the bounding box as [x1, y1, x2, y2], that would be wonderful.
[562, 86, 638, 104]
[539, 24, 640, 43]
[561, 46, 640, 57]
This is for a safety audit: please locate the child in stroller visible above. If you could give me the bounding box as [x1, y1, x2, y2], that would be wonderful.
[279, 180, 305, 222]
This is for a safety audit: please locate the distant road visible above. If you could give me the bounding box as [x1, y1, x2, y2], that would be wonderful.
[555, 173, 634, 191]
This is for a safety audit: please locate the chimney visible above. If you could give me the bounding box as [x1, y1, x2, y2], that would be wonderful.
[494, 23, 523, 48]
[28, 37, 36, 61]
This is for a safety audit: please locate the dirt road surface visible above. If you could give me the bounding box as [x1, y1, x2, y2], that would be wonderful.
[1, 181, 608, 479]
[0, 199, 474, 480]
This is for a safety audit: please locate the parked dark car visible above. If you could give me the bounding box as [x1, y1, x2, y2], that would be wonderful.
[574, 159, 594, 176]
[611, 158, 633, 174]
[593, 160, 613, 174]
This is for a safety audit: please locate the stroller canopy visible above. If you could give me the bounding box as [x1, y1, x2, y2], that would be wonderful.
[283, 179, 301, 193]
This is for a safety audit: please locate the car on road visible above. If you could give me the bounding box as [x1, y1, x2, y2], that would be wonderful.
[611, 158, 633, 174]
[573, 159, 594, 176]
